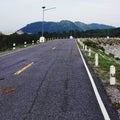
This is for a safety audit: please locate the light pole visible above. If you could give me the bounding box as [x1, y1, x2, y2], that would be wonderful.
[40, 6, 56, 43]
[39, 6, 46, 43]
[42, 6, 45, 37]
[70, 23, 73, 39]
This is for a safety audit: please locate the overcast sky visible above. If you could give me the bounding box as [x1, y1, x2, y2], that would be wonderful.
[0, 0, 120, 33]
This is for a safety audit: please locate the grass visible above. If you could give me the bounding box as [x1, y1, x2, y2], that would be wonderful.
[0, 39, 53, 53]
[77, 39, 120, 112]
[112, 102, 120, 110]
[77, 40, 120, 84]
[16, 43, 34, 49]
[0, 42, 43, 54]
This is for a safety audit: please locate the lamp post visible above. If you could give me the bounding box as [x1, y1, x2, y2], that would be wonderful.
[39, 6, 46, 43]
[40, 6, 56, 43]
[70, 23, 73, 39]
[42, 6, 45, 37]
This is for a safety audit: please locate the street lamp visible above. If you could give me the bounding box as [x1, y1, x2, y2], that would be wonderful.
[40, 6, 46, 43]
[70, 23, 73, 39]
[42, 6, 45, 37]
[40, 6, 56, 43]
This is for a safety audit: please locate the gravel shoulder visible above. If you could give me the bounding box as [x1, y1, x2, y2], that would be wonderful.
[105, 86, 120, 119]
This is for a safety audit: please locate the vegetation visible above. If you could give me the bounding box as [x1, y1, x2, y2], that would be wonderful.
[112, 102, 120, 110]
[83, 39, 105, 51]
[0, 27, 120, 52]
[78, 39, 120, 112]
[77, 40, 120, 83]
[0, 33, 37, 51]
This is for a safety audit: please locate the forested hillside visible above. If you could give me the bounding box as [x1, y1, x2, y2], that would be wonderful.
[0, 27, 120, 52]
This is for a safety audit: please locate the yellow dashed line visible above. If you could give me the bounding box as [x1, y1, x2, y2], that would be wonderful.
[52, 47, 56, 50]
[15, 62, 34, 75]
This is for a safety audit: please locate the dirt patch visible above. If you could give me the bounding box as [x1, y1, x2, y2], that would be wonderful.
[3, 87, 15, 94]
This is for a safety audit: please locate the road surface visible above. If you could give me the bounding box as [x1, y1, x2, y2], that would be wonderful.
[0, 39, 119, 120]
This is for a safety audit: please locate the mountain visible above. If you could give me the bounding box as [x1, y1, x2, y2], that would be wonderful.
[17, 20, 114, 34]
[75, 22, 114, 31]
[74, 22, 90, 31]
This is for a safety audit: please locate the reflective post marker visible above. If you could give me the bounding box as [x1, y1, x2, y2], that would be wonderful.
[95, 53, 98, 67]
[24, 42, 27, 47]
[110, 65, 116, 85]
[13, 43, 16, 50]
[88, 48, 91, 56]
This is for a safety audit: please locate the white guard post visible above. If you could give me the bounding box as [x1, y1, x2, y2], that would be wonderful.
[32, 40, 34, 45]
[83, 44, 85, 49]
[110, 65, 116, 85]
[95, 53, 98, 67]
[13, 43, 16, 50]
[40, 36, 45, 43]
[85, 45, 87, 51]
[24, 42, 27, 47]
[88, 48, 91, 56]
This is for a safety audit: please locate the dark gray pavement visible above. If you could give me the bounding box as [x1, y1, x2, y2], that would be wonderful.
[0, 39, 119, 120]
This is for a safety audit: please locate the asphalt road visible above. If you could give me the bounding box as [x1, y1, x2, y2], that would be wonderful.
[0, 39, 119, 120]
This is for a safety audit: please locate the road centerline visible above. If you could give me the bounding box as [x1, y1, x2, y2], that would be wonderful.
[52, 47, 56, 50]
[14, 62, 34, 75]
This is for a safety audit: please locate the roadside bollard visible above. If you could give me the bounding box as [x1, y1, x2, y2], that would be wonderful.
[32, 40, 34, 45]
[83, 44, 85, 49]
[88, 48, 91, 56]
[77, 38, 80, 43]
[78, 39, 83, 46]
[81, 41, 83, 47]
[110, 65, 116, 85]
[85, 45, 87, 51]
[24, 42, 27, 47]
[95, 53, 99, 67]
[13, 43, 16, 50]
[37, 40, 39, 44]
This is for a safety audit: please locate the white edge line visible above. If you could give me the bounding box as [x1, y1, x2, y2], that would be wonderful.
[76, 41, 110, 120]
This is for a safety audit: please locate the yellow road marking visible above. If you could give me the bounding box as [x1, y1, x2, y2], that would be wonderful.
[15, 62, 34, 75]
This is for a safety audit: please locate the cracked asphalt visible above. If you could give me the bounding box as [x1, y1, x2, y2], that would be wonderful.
[0, 39, 119, 120]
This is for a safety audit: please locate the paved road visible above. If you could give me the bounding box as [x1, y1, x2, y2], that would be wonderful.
[0, 39, 119, 120]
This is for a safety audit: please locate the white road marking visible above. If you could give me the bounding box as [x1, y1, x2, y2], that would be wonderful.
[76, 41, 110, 120]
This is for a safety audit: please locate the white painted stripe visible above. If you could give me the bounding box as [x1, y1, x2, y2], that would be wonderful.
[76, 41, 110, 120]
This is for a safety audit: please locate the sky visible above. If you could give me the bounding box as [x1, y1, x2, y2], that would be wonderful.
[0, 0, 120, 33]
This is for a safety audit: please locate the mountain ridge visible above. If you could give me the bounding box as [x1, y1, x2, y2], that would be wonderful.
[17, 20, 115, 34]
